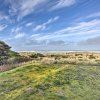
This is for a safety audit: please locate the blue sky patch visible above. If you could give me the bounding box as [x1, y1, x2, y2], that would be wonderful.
[0, 0, 100, 51]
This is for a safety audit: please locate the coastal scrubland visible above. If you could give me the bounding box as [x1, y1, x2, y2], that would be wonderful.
[0, 41, 100, 100]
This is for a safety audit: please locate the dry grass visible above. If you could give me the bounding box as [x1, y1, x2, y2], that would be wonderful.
[1, 52, 100, 72]
[0, 60, 100, 100]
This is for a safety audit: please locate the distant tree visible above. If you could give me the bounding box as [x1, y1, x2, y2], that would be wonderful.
[0, 41, 20, 65]
[0, 41, 11, 56]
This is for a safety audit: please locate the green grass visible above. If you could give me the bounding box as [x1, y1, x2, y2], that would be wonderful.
[0, 62, 100, 100]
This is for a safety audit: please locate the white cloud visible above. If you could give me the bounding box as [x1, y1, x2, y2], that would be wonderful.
[4, 0, 76, 21]
[36, 19, 100, 41]
[15, 32, 25, 39]
[75, 12, 100, 22]
[33, 16, 59, 31]
[33, 25, 46, 32]
[11, 27, 22, 33]
[7, 18, 100, 51]
[87, 12, 100, 18]
[45, 16, 59, 25]
[0, 11, 9, 21]
[0, 24, 7, 31]
[11, 26, 26, 39]
[48, 40, 65, 45]
[0, 15, 9, 21]
[65, 19, 100, 32]
[78, 36, 100, 46]
[31, 34, 40, 37]
[6, 0, 47, 21]
[50, 0, 76, 11]
[26, 22, 33, 27]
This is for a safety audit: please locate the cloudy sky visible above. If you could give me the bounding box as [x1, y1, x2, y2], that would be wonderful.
[0, 0, 100, 51]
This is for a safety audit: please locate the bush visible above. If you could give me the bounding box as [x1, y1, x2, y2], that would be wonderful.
[30, 53, 44, 58]
[89, 54, 95, 59]
[75, 53, 83, 56]
[8, 51, 20, 57]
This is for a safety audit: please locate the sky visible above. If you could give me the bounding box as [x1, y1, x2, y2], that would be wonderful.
[0, 0, 100, 51]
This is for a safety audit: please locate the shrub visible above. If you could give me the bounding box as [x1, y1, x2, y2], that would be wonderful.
[53, 79, 64, 86]
[89, 54, 95, 59]
[75, 53, 83, 56]
[30, 53, 44, 58]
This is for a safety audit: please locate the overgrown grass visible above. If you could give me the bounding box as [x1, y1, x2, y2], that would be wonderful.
[0, 62, 100, 100]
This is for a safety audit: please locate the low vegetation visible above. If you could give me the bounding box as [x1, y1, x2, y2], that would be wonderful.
[0, 41, 100, 100]
[0, 62, 100, 100]
[0, 41, 32, 71]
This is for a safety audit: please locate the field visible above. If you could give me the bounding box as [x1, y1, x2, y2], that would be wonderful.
[0, 52, 100, 100]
